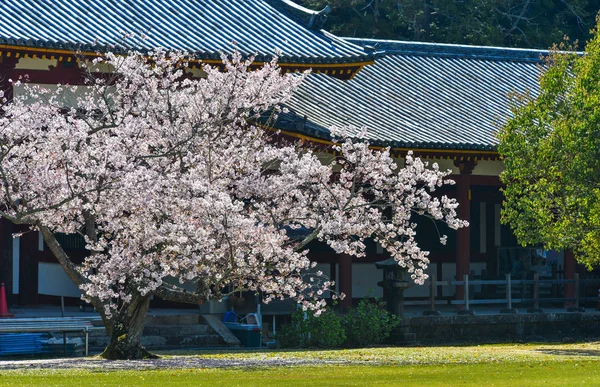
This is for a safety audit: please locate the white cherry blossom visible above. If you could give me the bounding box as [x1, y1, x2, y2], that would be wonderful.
[0, 49, 466, 359]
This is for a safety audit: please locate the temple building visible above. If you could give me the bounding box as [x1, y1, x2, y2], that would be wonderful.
[275, 38, 579, 308]
[0, 0, 581, 309]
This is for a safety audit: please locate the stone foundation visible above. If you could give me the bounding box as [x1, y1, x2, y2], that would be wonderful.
[407, 312, 600, 343]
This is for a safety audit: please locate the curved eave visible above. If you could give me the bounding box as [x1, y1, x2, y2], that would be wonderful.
[271, 126, 500, 159]
[0, 44, 373, 79]
[0, 32, 373, 64]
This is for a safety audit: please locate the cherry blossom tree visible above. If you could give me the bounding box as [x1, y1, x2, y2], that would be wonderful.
[0, 49, 467, 359]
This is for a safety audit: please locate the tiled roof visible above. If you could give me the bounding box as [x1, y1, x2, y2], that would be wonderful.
[0, 0, 370, 64]
[277, 38, 545, 151]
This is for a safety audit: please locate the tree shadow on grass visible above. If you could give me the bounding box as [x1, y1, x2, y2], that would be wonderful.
[535, 349, 600, 357]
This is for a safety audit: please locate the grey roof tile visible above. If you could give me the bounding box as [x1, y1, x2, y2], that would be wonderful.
[0, 0, 370, 64]
[278, 39, 544, 150]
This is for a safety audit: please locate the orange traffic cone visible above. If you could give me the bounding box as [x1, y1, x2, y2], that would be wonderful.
[0, 283, 14, 318]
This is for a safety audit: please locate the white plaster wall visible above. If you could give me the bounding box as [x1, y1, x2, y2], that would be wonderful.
[15, 57, 58, 71]
[387, 157, 504, 177]
[404, 264, 436, 298]
[393, 156, 406, 169]
[13, 83, 105, 108]
[439, 262, 489, 297]
[184, 67, 207, 78]
[432, 158, 460, 174]
[473, 159, 504, 176]
[350, 262, 441, 299]
[38, 262, 82, 297]
[352, 263, 383, 298]
[441, 262, 457, 298]
[82, 60, 115, 73]
[469, 262, 487, 294]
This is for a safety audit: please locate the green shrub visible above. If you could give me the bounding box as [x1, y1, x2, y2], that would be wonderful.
[277, 297, 400, 349]
[277, 307, 346, 349]
[343, 298, 400, 347]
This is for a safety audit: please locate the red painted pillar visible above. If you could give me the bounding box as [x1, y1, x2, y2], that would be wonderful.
[564, 250, 576, 306]
[0, 219, 11, 305]
[338, 254, 353, 309]
[0, 56, 18, 102]
[0, 57, 17, 304]
[454, 161, 476, 305]
[19, 228, 40, 306]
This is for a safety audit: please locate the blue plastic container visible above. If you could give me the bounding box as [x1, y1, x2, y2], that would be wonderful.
[224, 322, 262, 347]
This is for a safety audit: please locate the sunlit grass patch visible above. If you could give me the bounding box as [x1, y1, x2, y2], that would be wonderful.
[2, 343, 600, 386]
[2, 362, 600, 387]
[162, 341, 600, 365]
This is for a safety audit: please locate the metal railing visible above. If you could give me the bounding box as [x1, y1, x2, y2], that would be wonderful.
[417, 273, 600, 314]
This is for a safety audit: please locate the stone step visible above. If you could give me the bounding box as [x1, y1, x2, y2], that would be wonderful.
[69, 314, 231, 351]
[143, 324, 211, 336]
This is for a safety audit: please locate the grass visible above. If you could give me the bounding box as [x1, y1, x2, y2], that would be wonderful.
[2, 342, 600, 386]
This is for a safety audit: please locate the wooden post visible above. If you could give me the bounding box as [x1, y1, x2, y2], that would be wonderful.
[574, 273, 580, 308]
[430, 273, 436, 312]
[423, 273, 441, 316]
[501, 273, 517, 314]
[0, 59, 17, 305]
[507, 273, 512, 310]
[533, 272, 540, 310]
[464, 274, 470, 311]
[457, 274, 474, 315]
[454, 161, 476, 308]
[527, 272, 543, 313]
[0, 56, 18, 103]
[567, 273, 584, 312]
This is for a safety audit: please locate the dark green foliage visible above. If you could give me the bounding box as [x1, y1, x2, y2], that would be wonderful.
[498, 18, 600, 268]
[277, 307, 346, 349]
[343, 298, 401, 348]
[277, 298, 400, 348]
[301, 0, 597, 49]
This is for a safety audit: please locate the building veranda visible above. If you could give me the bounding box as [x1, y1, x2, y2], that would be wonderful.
[0, 0, 594, 332]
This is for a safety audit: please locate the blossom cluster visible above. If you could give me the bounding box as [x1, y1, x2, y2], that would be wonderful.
[0, 49, 467, 315]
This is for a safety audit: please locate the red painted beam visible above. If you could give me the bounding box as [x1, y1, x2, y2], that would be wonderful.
[454, 161, 476, 306]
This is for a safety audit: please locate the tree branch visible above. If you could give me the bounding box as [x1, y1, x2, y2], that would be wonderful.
[153, 283, 209, 304]
[38, 224, 86, 286]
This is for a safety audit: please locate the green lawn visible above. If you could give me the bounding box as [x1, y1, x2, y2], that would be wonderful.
[2, 343, 600, 386]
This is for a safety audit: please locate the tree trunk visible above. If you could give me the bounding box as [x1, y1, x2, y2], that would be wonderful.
[100, 295, 158, 360]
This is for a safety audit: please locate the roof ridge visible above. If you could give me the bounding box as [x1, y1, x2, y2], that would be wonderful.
[343, 37, 550, 63]
[269, 0, 330, 30]
[279, 0, 330, 16]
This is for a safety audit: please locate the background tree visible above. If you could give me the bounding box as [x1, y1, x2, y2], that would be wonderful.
[301, 0, 597, 48]
[0, 50, 466, 360]
[498, 18, 600, 268]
